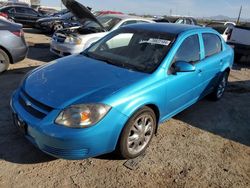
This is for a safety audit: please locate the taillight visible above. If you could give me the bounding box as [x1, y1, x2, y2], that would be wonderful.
[11, 29, 24, 37]
[0, 12, 8, 18]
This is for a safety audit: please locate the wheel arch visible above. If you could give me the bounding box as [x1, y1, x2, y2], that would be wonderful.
[0, 45, 13, 64]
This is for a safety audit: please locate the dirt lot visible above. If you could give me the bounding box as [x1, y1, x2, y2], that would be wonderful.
[0, 29, 250, 188]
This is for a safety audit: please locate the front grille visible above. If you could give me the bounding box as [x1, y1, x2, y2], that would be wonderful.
[41, 144, 89, 158]
[18, 89, 53, 119]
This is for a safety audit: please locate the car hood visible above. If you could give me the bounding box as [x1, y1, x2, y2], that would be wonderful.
[62, 0, 105, 30]
[22, 55, 147, 109]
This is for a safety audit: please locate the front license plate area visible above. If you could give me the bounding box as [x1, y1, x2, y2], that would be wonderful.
[13, 113, 27, 134]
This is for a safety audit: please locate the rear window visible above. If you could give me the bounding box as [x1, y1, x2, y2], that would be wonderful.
[202, 33, 222, 58]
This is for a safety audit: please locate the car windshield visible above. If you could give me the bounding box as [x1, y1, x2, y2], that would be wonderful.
[83, 28, 176, 73]
[83, 15, 122, 31]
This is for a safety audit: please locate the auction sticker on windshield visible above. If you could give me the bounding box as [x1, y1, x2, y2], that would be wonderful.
[139, 38, 171, 46]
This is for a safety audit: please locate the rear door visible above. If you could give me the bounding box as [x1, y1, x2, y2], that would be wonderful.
[197, 33, 225, 96]
[14, 7, 29, 25]
[24, 7, 40, 26]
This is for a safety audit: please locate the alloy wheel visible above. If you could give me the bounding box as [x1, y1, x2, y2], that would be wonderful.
[127, 114, 154, 155]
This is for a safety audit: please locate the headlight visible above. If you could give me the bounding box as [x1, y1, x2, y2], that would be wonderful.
[65, 36, 82, 45]
[55, 104, 111, 128]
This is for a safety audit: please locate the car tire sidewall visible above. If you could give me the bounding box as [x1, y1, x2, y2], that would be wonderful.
[0, 49, 10, 73]
[211, 71, 229, 100]
[118, 106, 157, 159]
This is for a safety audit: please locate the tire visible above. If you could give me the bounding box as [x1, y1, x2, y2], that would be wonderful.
[53, 24, 63, 32]
[118, 106, 157, 159]
[209, 71, 229, 101]
[0, 49, 10, 73]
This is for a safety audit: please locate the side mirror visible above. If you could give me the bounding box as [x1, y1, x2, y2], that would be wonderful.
[174, 61, 196, 72]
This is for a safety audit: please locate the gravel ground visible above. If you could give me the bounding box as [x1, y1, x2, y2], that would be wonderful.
[0, 29, 249, 188]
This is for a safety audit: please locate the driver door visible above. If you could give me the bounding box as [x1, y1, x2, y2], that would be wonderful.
[165, 34, 202, 116]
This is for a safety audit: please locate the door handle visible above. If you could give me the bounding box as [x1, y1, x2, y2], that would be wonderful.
[198, 69, 202, 73]
[220, 59, 223, 65]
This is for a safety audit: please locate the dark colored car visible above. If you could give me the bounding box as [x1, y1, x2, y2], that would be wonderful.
[0, 5, 44, 27]
[0, 18, 28, 73]
[36, 12, 80, 33]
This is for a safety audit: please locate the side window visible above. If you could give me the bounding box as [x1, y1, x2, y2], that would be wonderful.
[202, 33, 222, 58]
[121, 20, 137, 27]
[25, 8, 38, 16]
[172, 35, 200, 64]
[176, 18, 184, 24]
[15, 7, 26, 14]
[185, 19, 191, 25]
[8, 8, 16, 13]
[106, 33, 133, 49]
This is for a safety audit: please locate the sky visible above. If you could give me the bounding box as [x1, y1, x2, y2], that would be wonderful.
[41, 0, 250, 18]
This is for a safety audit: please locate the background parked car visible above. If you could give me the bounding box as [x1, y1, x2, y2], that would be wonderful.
[36, 12, 80, 33]
[51, 0, 154, 56]
[226, 23, 250, 61]
[205, 21, 236, 42]
[154, 16, 198, 25]
[0, 18, 28, 73]
[0, 5, 44, 27]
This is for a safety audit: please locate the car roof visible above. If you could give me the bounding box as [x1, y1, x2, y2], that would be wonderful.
[124, 23, 204, 35]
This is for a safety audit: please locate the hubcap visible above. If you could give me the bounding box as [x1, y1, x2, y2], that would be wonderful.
[127, 114, 154, 155]
[54, 25, 63, 31]
[217, 75, 227, 98]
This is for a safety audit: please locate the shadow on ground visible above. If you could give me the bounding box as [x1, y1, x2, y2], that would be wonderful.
[27, 42, 58, 62]
[175, 80, 250, 147]
[23, 28, 52, 36]
[0, 67, 55, 164]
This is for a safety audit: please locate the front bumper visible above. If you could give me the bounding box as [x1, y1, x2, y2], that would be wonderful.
[10, 90, 128, 160]
[50, 40, 84, 57]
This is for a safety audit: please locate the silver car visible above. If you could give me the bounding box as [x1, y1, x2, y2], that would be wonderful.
[0, 18, 28, 73]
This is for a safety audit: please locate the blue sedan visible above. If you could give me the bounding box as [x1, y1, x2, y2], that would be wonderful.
[11, 23, 234, 159]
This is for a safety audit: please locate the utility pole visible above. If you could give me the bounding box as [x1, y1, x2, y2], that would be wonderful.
[236, 5, 242, 25]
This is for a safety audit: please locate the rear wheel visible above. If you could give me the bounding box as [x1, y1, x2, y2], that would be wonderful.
[0, 49, 10, 73]
[118, 107, 156, 159]
[210, 71, 229, 101]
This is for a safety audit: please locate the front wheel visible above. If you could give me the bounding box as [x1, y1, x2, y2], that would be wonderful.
[210, 71, 229, 100]
[118, 107, 156, 159]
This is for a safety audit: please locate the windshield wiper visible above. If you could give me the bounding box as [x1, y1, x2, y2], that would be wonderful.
[82, 52, 118, 66]
[82, 52, 147, 73]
